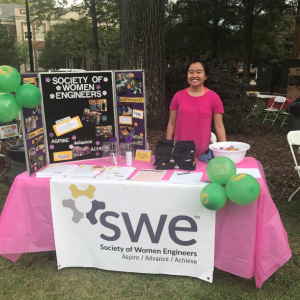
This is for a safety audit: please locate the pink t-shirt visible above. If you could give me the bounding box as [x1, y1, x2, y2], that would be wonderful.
[169, 88, 224, 157]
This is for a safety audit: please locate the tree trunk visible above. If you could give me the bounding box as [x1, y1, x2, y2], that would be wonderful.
[212, 16, 220, 59]
[119, 0, 166, 130]
[211, 0, 221, 60]
[242, 13, 254, 84]
[292, 0, 300, 59]
[90, 0, 100, 70]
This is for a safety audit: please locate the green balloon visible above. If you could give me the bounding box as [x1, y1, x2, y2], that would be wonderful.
[226, 173, 261, 205]
[15, 84, 41, 108]
[206, 156, 237, 185]
[0, 65, 21, 93]
[0, 93, 20, 123]
[200, 183, 227, 211]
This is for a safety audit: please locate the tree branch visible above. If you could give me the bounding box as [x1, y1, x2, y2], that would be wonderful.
[84, 0, 91, 9]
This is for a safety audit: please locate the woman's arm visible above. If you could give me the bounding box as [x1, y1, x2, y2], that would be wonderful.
[213, 113, 226, 142]
[166, 110, 178, 140]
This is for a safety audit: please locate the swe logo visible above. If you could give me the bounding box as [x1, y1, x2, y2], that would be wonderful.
[62, 184, 198, 246]
[62, 184, 105, 225]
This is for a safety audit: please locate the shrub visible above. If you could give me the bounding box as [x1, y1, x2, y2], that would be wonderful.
[207, 62, 256, 134]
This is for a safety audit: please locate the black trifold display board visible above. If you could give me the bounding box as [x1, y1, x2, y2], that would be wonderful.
[39, 71, 116, 164]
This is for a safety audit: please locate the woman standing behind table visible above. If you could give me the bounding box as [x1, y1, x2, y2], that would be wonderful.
[166, 59, 226, 158]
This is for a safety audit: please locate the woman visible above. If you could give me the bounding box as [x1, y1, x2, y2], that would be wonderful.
[124, 106, 133, 116]
[166, 60, 226, 158]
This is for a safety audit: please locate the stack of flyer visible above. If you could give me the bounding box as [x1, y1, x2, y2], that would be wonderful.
[130, 169, 167, 182]
[96, 166, 136, 180]
[168, 171, 203, 185]
[66, 165, 106, 178]
[36, 164, 79, 178]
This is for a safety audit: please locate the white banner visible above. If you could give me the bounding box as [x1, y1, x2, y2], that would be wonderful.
[50, 178, 216, 282]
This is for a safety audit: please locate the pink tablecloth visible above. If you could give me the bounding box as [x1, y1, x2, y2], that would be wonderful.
[0, 157, 291, 288]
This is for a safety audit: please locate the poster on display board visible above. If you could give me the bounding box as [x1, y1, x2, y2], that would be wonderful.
[20, 73, 48, 176]
[39, 71, 116, 164]
[114, 70, 147, 151]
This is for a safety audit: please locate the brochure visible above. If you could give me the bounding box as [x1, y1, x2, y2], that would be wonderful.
[130, 169, 167, 182]
[168, 171, 203, 185]
[66, 165, 106, 178]
[96, 166, 136, 180]
[36, 163, 78, 178]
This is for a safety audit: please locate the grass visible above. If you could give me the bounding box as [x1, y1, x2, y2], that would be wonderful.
[0, 204, 299, 300]
[1, 111, 300, 298]
[0, 234, 299, 300]
[247, 98, 288, 131]
[1, 187, 299, 299]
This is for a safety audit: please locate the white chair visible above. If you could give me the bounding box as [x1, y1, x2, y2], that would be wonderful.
[210, 132, 217, 143]
[247, 104, 258, 118]
[263, 96, 286, 125]
[281, 112, 289, 127]
[246, 92, 259, 118]
[287, 131, 300, 201]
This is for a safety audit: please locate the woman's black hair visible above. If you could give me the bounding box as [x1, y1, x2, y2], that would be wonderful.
[186, 59, 209, 76]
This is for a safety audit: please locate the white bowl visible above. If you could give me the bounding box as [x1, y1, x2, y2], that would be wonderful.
[208, 142, 250, 165]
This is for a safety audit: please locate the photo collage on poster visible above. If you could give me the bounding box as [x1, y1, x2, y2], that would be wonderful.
[23, 104, 47, 174]
[0, 123, 19, 141]
[21, 74, 47, 175]
[115, 71, 146, 151]
[40, 72, 116, 164]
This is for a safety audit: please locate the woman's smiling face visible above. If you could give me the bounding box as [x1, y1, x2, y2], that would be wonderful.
[187, 62, 207, 88]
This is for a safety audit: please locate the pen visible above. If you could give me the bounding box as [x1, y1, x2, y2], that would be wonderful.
[177, 172, 190, 175]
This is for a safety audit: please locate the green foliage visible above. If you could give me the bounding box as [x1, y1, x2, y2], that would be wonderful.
[39, 17, 120, 70]
[38, 30, 65, 70]
[165, 62, 187, 108]
[0, 0, 25, 4]
[208, 62, 256, 134]
[31, 0, 120, 69]
[165, 0, 242, 65]
[98, 26, 121, 60]
[0, 24, 15, 65]
[39, 18, 93, 70]
[165, 0, 294, 72]
[30, 0, 68, 25]
[13, 41, 29, 67]
[251, 8, 294, 66]
[0, 23, 28, 69]
[71, 0, 120, 26]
